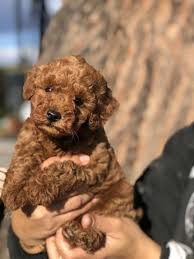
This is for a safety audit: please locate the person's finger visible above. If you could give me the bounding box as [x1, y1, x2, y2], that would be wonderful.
[81, 214, 120, 233]
[41, 156, 65, 169]
[0, 173, 6, 181]
[59, 154, 90, 166]
[46, 236, 61, 259]
[54, 198, 99, 227]
[55, 228, 72, 256]
[41, 154, 90, 170]
[81, 213, 93, 229]
[0, 169, 6, 196]
[0, 168, 6, 181]
[55, 229, 87, 258]
[32, 193, 95, 219]
[51, 193, 94, 215]
[30, 205, 51, 218]
[0, 167, 7, 173]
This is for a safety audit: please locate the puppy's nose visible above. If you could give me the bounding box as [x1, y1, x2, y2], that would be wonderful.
[47, 110, 61, 122]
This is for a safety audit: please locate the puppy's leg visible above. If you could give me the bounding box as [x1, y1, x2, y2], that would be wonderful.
[27, 143, 111, 206]
[5, 143, 110, 208]
[27, 158, 108, 206]
[62, 220, 106, 253]
[61, 143, 111, 189]
[2, 161, 76, 209]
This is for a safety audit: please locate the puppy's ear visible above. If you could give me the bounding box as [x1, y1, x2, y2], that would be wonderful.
[99, 87, 119, 124]
[23, 65, 40, 100]
[89, 86, 119, 130]
[23, 71, 35, 100]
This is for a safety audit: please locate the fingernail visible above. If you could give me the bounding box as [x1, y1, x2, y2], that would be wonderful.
[80, 155, 90, 165]
[92, 198, 100, 204]
[82, 214, 94, 228]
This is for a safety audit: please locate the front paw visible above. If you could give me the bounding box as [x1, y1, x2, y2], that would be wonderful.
[44, 160, 77, 181]
[63, 221, 106, 253]
[46, 160, 80, 194]
[17, 161, 81, 208]
[27, 161, 78, 207]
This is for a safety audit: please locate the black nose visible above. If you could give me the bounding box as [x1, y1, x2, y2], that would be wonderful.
[47, 110, 61, 122]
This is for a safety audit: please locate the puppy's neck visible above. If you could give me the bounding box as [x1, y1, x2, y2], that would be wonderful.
[32, 119, 106, 155]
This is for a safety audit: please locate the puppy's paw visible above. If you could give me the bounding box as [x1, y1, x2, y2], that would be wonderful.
[46, 160, 80, 194]
[62, 221, 106, 253]
[61, 160, 78, 176]
[47, 160, 78, 176]
[26, 161, 81, 207]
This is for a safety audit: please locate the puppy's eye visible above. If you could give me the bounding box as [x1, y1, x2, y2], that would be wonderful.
[74, 97, 83, 106]
[45, 86, 53, 92]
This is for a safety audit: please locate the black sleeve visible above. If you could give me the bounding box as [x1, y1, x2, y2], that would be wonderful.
[134, 122, 194, 257]
[160, 241, 193, 259]
[135, 154, 190, 244]
[7, 226, 48, 259]
[160, 246, 170, 259]
[0, 201, 4, 225]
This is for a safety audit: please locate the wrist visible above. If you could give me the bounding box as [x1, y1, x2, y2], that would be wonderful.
[135, 232, 161, 259]
[12, 210, 39, 243]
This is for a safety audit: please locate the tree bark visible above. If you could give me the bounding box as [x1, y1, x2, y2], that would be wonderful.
[39, 0, 194, 183]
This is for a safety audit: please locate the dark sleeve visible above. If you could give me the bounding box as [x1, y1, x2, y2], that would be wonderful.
[135, 154, 190, 244]
[160, 247, 170, 259]
[0, 201, 4, 225]
[136, 162, 194, 259]
[134, 123, 194, 258]
[160, 241, 193, 259]
[7, 226, 48, 259]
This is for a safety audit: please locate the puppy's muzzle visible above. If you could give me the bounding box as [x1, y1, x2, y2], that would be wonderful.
[47, 110, 61, 122]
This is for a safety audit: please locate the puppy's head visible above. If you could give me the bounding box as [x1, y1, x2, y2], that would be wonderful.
[23, 56, 118, 137]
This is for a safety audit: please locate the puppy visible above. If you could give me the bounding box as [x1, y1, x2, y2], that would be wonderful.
[2, 56, 139, 254]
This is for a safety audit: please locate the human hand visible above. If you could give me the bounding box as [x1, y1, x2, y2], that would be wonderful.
[0, 167, 6, 197]
[46, 214, 161, 259]
[11, 154, 99, 246]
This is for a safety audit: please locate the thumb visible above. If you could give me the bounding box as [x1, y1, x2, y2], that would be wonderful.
[82, 214, 119, 233]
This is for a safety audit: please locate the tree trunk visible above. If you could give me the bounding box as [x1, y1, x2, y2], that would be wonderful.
[39, 0, 194, 183]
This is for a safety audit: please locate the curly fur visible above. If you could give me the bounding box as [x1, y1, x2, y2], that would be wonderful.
[2, 56, 139, 254]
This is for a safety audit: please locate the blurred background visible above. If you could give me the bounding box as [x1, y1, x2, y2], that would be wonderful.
[0, 0, 63, 168]
[1, 0, 194, 258]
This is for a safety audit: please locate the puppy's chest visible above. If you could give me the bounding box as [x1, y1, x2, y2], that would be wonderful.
[41, 137, 96, 158]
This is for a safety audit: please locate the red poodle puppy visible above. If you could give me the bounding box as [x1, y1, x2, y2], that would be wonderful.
[2, 56, 139, 254]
